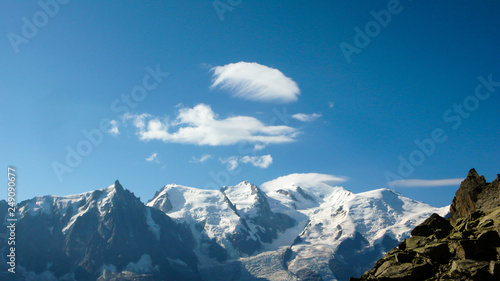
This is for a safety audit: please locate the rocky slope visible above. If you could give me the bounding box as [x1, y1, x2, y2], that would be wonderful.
[353, 169, 500, 281]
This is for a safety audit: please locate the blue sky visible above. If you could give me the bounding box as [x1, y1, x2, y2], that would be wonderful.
[1, 1, 499, 207]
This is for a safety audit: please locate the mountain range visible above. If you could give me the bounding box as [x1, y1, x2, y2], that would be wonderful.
[0, 173, 449, 281]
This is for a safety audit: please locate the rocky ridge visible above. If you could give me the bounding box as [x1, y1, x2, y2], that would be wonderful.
[353, 169, 500, 281]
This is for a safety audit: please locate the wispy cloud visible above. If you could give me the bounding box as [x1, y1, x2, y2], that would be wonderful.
[108, 120, 120, 136]
[210, 62, 300, 103]
[292, 113, 322, 122]
[220, 155, 273, 170]
[220, 156, 240, 171]
[254, 144, 266, 151]
[146, 152, 159, 163]
[328, 101, 334, 108]
[390, 178, 463, 188]
[191, 154, 213, 163]
[124, 104, 298, 146]
[240, 155, 272, 168]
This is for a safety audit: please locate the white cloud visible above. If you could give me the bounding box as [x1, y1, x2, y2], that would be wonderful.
[220, 155, 273, 170]
[220, 156, 240, 171]
[254, 144, 266, 151]
[211, 62, 300, 103]
[329, 101, 334, 108]
[260, 173, 347, 193]
[146, 152, 159, 163]
[191, 154, 213, 163]
[390, 178, 463, 188]
[240, 155, 273, 169]
[108, 120, 120, 136]
[292, 113, 322, 122]
[125, 104, 298, 146]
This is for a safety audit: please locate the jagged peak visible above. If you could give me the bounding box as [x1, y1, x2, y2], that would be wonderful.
[113, 180, 124, 191]
[464, 168, 486, 185]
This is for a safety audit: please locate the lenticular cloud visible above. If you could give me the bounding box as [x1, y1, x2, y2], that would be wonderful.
[211, 62, 300, 103]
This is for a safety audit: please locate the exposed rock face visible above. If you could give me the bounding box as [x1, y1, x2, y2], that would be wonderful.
[353, 169, 500, 281]
[449, 168, 488, 225]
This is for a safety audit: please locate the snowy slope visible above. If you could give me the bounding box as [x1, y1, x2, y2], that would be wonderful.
[259, 174, 449, 280]
[148, 173, 448, 281]
[147, 184, 245, 259]
[147, 182, 296, 262]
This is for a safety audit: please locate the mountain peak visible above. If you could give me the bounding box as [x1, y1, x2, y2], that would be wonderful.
[449, 169, 488, 225]
[113, 180, 124, 191]
[467, 168, 479, 178]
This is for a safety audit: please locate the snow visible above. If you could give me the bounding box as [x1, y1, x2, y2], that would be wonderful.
[221, 181, 260, 218]
[145, 208, 160, 240]
[18, 182, 122, 236]
[146, 184, 243, 258]
[101, 264, 117, 274]
[125, 254, 158, 273]
[16, 176, 453, 281]
[26, 196, 54, 216]
[146, 173, 450, 279]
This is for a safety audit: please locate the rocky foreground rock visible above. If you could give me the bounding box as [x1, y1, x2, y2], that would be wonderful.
[352, 169, 500, 281]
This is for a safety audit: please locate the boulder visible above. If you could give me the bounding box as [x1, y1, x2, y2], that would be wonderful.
[410, 213, 452, 237]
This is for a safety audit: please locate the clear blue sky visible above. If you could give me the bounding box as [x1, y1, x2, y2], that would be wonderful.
[1, 1, 499, 207]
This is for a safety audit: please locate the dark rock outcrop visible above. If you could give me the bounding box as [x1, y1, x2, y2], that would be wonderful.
[353, 169, 500, 281]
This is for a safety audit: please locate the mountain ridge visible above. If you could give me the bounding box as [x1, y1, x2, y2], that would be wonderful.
[1, 174, 450, 281]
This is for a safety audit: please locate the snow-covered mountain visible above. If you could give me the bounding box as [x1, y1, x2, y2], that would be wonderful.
[2, 174, 449, 281]
[5, 181, 201, 281]
[147, 173, 449, 281]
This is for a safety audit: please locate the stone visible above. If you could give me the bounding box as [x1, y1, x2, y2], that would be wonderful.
[450, 260, 490, 280]
[478, 218, 494, 228]
[394, 252, 414, 264]
[449, 169, 487, 226]
[455, 240, 475, 260]
[381, 262, 433, 281]
[475, 230, 500, 260]
[411, 213, 452, 237]
[404, 236, 429, 249]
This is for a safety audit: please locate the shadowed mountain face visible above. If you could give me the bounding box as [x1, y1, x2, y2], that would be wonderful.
[5, 181, 201, 281]
[354, 169, 500, 281]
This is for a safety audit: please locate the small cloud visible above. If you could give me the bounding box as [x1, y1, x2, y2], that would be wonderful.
[328, 101, 334, 109]
[220, 156, 239, 171]
[199, 63, 213, 69]
[254, 144, 266, 151]
[240, 155, 273, 169]
[210, 62, 300, 103]
[146, 152, 160, 163]
[292, 113, 322, 122]
[220, 155, 273, 170]
[108, 120, 120, 136]
[191, 154, 213, 163]
[390, 178, 463, 188]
